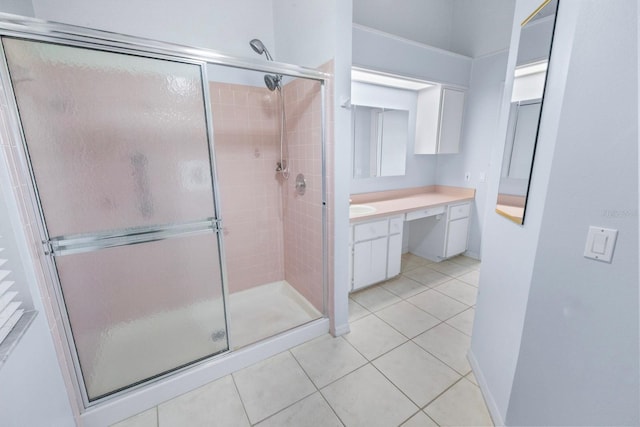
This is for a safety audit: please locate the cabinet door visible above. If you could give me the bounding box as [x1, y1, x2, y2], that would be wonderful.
[387, 233, 403, 278]
[353, 241, 371, 290]
[414, 87, 441, 154]
[438, 88, 465, 154]
[445, 217, 469, 258]
[353, 237, 388, 290]
[370, 237, 389, 284]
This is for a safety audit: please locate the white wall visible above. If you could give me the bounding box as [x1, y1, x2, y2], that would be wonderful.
[352, 0, 514, 59]
[0, 138, 74, 426]
[505, 1, 639, 424]
[436, 50, 510, 259]
[450, 0, 516, 57]
[332, 0, 354, 336]
[0, 315, 75, 427]
[352, 25, 471, 87]
[273, 0, 336, 68]
[31, 0, 275, 58]
[0, 0, 34, 16]
[352, 0, 453, 52]
[469, 0, 573, 422]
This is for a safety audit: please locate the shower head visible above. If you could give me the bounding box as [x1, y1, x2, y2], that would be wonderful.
[264, 74, 281, 91]
[249, 39, 281, 91]
[249, 38, 274, 61]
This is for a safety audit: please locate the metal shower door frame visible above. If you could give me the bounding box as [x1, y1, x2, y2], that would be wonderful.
[0, 13, 330, 411]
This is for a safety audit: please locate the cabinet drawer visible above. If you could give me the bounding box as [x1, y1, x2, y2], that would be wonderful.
[354, 219, 388, 242]
[389, 216, 404, 235]
[449, 203, 471, 221]
[405, 206, 446, 221]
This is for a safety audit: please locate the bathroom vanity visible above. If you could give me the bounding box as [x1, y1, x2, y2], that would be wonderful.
[349, 186, 474, 292]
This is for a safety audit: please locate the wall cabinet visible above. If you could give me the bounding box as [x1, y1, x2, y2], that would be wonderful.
[350, 215, 403, 291]
[415, 86, 466, 154]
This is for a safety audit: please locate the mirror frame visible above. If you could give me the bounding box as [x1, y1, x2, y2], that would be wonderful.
[495, 0, 559, 225]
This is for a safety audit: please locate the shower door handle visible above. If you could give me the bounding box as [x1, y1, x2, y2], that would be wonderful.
[45, 218, 219, 257]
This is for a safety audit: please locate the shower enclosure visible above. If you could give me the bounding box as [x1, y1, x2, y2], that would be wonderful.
[0, 15, 327, 410]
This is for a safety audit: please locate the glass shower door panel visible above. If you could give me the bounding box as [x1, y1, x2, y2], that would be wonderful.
[3, 38, 215, 237]
[2, 37, 229, 402]
[55, 233, 227, 401]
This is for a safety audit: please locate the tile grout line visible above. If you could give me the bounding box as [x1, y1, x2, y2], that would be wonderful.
[289, 345, 347, 426]
[420, 374, 470, 416]
[370, 303, 444, 340]
[246, 351, 318, 426]
[368, 351, 438, 419]
[409, 333, 473, 378]
[229, 373, 253, 426]
[401, 291, 471, 323]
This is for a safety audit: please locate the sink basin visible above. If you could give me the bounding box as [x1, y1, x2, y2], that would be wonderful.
[350, 204, 377, 216]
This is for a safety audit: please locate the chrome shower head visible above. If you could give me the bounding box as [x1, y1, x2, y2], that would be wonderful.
[249, 38, 274, 61]
[249, 39, 281, 91]
[264, 74, 281, 92]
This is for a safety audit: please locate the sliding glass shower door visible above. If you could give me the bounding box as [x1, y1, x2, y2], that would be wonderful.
[2, 38, 228, 401]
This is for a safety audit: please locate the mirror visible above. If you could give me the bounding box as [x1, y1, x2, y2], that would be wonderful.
[352, 104, 409, 178]
[496, 0, 559, 224]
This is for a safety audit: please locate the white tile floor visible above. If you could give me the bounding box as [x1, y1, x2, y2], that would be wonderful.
[113, 254, 492, 427]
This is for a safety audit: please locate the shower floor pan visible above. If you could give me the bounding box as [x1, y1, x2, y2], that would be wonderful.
[229, 280, 322, 349]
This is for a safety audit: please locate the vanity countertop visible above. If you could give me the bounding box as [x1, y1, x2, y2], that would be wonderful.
[350, 185, 475, 222]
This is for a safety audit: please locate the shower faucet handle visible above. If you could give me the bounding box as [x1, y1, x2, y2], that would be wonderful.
[295, 173, 306, 196]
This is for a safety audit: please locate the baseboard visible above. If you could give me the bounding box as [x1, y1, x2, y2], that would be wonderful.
[467, 350, 505, 426]
[463, 250, 481, 260]
[407, 248, 442, 263]
[332, 322, 350, 337]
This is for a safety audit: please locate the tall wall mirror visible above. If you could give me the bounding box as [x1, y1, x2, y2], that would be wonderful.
[496, 0, 559, 224]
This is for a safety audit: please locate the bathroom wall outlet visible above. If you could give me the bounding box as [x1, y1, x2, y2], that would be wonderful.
[479, 172, 486, 182]
[464, 172, 471, 182]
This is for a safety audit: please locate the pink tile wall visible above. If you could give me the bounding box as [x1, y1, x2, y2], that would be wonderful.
[281, 76, 326, 312]
[210, 72, 331, 315]
[209, 83, 285, 293]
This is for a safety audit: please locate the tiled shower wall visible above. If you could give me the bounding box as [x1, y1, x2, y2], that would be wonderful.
[281, 78, 324, 311]
[209, 83, 285, 293]
[209, 76, 326, 312]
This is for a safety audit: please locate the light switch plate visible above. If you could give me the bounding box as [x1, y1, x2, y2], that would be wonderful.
[584, 226, 618, 263]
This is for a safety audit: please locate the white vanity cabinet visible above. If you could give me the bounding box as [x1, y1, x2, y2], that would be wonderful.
[407, 202, 472, 261]
[444, 202, 471, 258]
[350, 215, 404, 291]
[415, 86, 466, 154]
